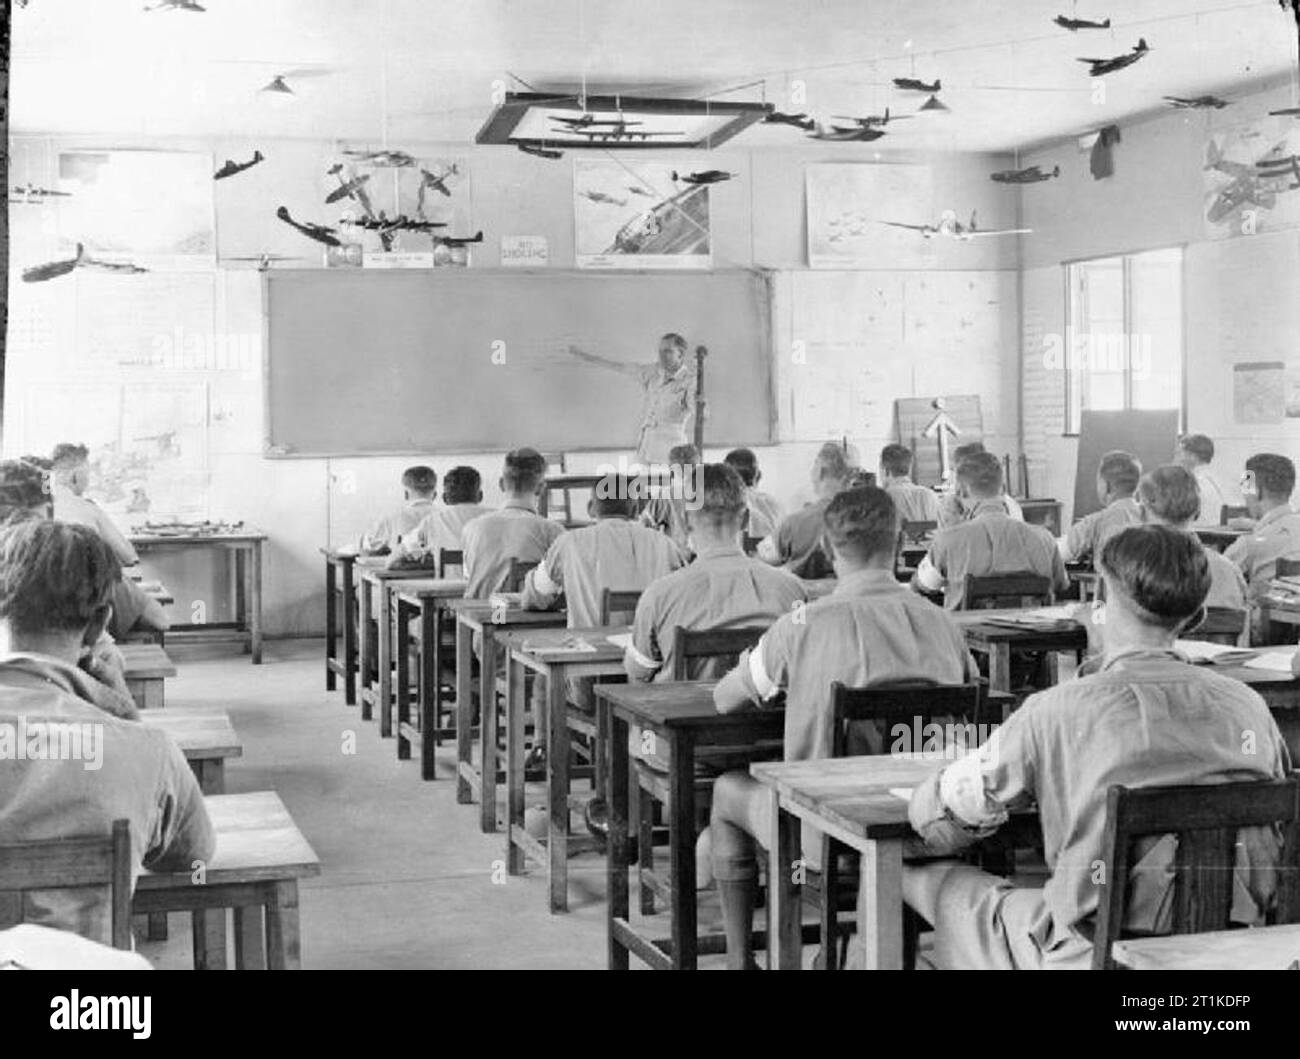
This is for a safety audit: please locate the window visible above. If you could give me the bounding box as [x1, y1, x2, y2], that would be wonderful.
[1063, 246, 1184, 434]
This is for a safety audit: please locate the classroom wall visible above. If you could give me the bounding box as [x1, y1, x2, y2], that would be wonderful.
[1019, 80, 1300, 522]
[5, 133, 1020, 635]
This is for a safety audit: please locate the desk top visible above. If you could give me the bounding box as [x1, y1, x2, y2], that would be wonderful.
[391, 577, 468, 601]
[750, 754, 944, 841]
[1114, 923, 1300, 971]
[501, 624, 631, 664]
[135, 791, 320, 889]
[448, 598, 568, 630]
[596, 680, 783, 731]
[142, 710, 242, 760]
[131, 530, 266, 545]
[950, 607, 1088, 646]
[544, 473, 611, 488]
[356, 561, 442, 582]
[120, 643, 177, 679]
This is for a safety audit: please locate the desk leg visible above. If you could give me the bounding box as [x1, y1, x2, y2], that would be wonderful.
[146, 914, 169, 941]
[668, 730, 698, 969]
[325, 558, 337, 691]
[478, 632, 499, 832]
[377, 583, 393, 738]
[192, 910, 228, 970]
[505, 654, 526, 875]
[265, 881, 302, 969]
[548, 665, 570, 914]
[767, 794, 801, 970]
[342, 562, 357, 705]
[419, 602, 439, 780]
[456, 618, 474, 803]
[431, 601, 445, 748]
[250, 541, 264, 665]
[359, 581, 374, 721]
[233, 548, 246, 649]
[858, 839, 904, 970]
[234, 906, 266, 969]
[396, 600, 413, 760]
[607, 708, 630, 970]
[989, 644, 1011, 695]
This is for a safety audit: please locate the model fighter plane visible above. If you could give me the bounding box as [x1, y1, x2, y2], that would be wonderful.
[893, 77, 941, 93]
[432, 231, 483, 248]
[276, 206, 342, 247]
[832, 108, 910, 129]
[343, 149, 416, 168]
[880, 209, 1031, 240]
[1054, 15, 1111, 31]
[764, 111, 816, 131]
[1078, 39, 1150, 76]
[580, 189, 628, 206]
[416, 165, 459, 216]
[672, 170, 734, 185]
[1165, 95, 1232, 109]
[517, 143, 564, 159]
[23, 243, 148, 283]
[325, 165, 374, 210]
[991, 164, 1060, 184]
[807, 122, 888, 142]
[214, 151, 264, 180]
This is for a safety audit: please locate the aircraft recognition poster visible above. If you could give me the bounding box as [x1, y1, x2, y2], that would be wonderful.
[1203, 115, 1300, 239]
[573, 159, 711, 269]
[806, 163, 933, 269]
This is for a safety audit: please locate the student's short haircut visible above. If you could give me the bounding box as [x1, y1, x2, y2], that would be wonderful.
[0, 460, 51, 522]
[1098, 450, 1141, 495]
[694, 463, 747, 526]
[592, 473, 638, 517]
[953, 441, 986, 463]
[1098, 524, 1210, 629]
[723, 448, 759, 486]
[660, 332, 688, 353]
[1246, 453, 1296, 499]
[879, 443, 914, 477]
[502, 447, 547, 493]
[813, 441, 853, 484]
[956, 451, 1003, 496]
[0, 519, 120, 635]
[1136, 465, 1200, 526]
[402, 465, 437, 494]
[1178, 434, 1214, 464]
[844, 468, 877, 490]
[50, 442, 89, 470]
[669, 443, 700, 467]
[823, 486, 898, 563]
[442, 466, 482, 504]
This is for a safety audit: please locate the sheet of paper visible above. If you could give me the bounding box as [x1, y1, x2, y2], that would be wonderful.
[889, 787, 914, 802]
[605, 633, 633, 650]
[1174, 639, 1256, 664]
[1243, 650, 1297, 673]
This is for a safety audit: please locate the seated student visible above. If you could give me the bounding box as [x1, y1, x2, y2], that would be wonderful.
[879, 443, 940, 525]
[757, 441, 853, 579]
[0, 519, 215, 943]
[1174, 433, 1229, 527]
[49, 443, 138, 566]
[1059, 450, 1143, 564]
[358, 465, 437, 555]
[936, 441, 1023, 529]
[461, 448, 564, 599]
[709, 486, 976, 970]
[392, 465, 492, 570]
[1137, 465, 1247, 613]
[624, 463, 806, 683]
[640, 443, 699, 554]
[904, 525, 1290, 970]
[723, 447, 784, 541]
[1225, 453, 1300, 636]
[914, 452, 1067, 609]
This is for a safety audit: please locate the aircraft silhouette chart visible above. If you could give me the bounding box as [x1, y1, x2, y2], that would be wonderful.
[214, 151, 264, 180]
[879, 209, 1031, 240]
[1078, 38, 1150, 76]
[1165, 95, 1232, 109]
[1203, 141, 1299, 222]
[1054, 15, 1110, 31]
[991, 164, 1060, 184]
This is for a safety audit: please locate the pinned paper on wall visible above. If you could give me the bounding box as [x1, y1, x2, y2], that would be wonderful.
[1232, 361, 1285, 423]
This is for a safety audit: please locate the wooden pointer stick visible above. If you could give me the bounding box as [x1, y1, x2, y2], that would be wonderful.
[693, 345, 707, 453]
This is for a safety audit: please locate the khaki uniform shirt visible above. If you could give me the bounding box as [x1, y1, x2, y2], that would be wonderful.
[461, 504, 565, 599]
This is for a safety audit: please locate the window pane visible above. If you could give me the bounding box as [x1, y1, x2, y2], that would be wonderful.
[1068, 257, 1125, 429]
[1128, 247, 1183, 416]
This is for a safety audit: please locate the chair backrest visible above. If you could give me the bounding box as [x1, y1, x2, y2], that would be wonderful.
[828, 681, 985, 758]
[1220, 504, 1250, 526]
[900, 520, 937, 545]
[1277, 558, 1300, 579]
[741, 534, 764, 557]
[438, 548, 464, 578]
[504, 558, 539, 593]
[670, 625, 769, 681]
[0, 819, 132, 950]
[600, 588, 642, 626]
[962, 572, 1054, 610]
[1092, 777, 1300, 969]
[1183, 605, 1247, 646]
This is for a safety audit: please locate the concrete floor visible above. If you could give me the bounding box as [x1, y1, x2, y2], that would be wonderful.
[135, 637, 719, 969]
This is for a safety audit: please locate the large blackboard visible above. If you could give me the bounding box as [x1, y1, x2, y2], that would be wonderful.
[1072, 409, 1179, 520]
[262, 269, 773, 456]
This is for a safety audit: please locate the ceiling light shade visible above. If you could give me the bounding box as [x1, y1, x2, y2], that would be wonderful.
[919, 94, 949, 113]
[261, 75, 295, 96]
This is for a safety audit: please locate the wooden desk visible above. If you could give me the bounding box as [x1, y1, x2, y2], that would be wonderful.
[322, 549, 359, 704]
[751, 754, 943, 970]
[120, 643, 177, 710]
[130, 531, 267, 663]
[1020, 498, 1063, 538]
[142, 710, 243, 794]
[1114, 923, 1300, 970]
[355, 562, 434, 731]
[950, 609, 1086, 693]
[391, 578, 468, 775]
[538, 473, 606, 520]
[502, 624, 629, 912]
[598, 681, 786, 970]
[448, 599, 567, 831]
[1065, 562, 1100, 603]
[1258, 593, 1300, 638]
[1194, 526, 1247, 553]
[133, 791, 320, 970]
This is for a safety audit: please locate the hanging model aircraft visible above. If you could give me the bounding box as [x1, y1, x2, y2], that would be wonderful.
[879, 209, 1031, 240]
[763, 111, 816, 130]
[325, 165, 374, 210]
[580, 189, 628, 206]
[672, 170, 735, 185]
[1165, 95, 1232, 109]
[432, 231, 483, 248]
[343, 149, 417, 168]
[807, 121, 887, 142]
[1054, 15, 1111, 31]
[517, 143, 564, 159]
[276, 206, 342, 246]
[1078, 39, 1150, 76]
[893, 77, 940, 93]
[9, 183, 71, 203]
[144, 0, 205, 10]
[991, 164, 1060, 184]
[214, 151, 264, 180]
[1256, 152, 1300, 189]
[223, 254, 305, 270]
[1269, 106, 1300, 116]
[1203, 141, 1296, 222]
[23, 243, 148, 282]
[831, 108, 911, 129]
[416, 165, 459, 216]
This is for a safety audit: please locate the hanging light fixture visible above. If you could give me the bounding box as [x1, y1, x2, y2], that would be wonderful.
[260, 75, 296, 97]
[920, 93, 949, 112]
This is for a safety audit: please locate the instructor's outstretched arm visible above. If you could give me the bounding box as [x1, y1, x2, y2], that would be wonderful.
[567, 344, 642, 377]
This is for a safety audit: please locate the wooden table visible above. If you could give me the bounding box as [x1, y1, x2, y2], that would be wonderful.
[130, 531, 267, 663]
[950, 609, 1087, 693]
[391, 578, 468, 775]
[133, 791, 320, 970]
[120, 643, 177, 710]
[502, 624, 630, 912]
[752, 754, 944, 970]
[142, 710, 243, 794]
[1114, 923, 1300, 970]
[322, 548, 359, 704]
[598, 681, 786, 970]
[355, 562, 436, 731]
[448, 599, 567, 831]
[1194, 526, 1248, 553]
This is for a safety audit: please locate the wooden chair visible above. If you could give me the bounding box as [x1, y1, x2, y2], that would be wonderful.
[0, 820, 132, 950]
[900, 520, 937, 545]
[599, 588, 642, 626]
[541, 453, 572, 525]
[438, 548, 464, 578]
[504, 558, 538, 593]
[1091, 776, 1300, 970]
[962, 572, 1055, 610]
[1183, 606, 1247, 646]
[670, 625, 769, 681]
[1220, 504, 1250, 526]
[1277, 558, 1300, 579]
